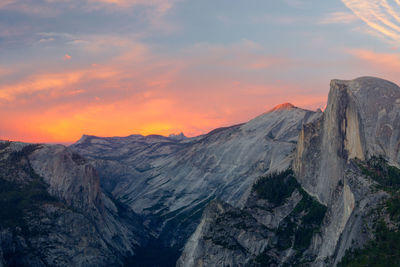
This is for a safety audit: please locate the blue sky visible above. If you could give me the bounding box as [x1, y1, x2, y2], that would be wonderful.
[0, 0, 399, 142]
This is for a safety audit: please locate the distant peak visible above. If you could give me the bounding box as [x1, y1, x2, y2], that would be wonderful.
[74, 134, 96, 145]
[168, 132, 187, 141]
[269, 103, 296, 112]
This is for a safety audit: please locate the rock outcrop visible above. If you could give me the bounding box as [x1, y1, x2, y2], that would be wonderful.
[0, 142, 148, 266]
[70, 105, 321, 262]
[295, 77, 400, 205]
[2, 76, 399, 267]
[177, 171, 327, 267]
[294, 77, 400, 265]
[178, 77, 400, 267]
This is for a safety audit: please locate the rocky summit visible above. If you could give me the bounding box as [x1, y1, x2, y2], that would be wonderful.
[1, 77, 400, 267]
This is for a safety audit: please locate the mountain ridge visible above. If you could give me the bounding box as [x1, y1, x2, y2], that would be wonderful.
[1, 76, 399, 266]
[178, 76, 400, 266]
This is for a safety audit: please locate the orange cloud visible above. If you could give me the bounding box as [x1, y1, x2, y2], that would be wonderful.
[64, 54, 72, 60]
[0, 67, 122, 102]
[0, 83, 324, 143]
[0, 40, 326, 144]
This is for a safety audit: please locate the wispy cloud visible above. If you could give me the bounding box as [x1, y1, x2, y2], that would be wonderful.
[342, 0, 400, 43]
[348, 48, 400, 70]
[319, 11, 358, 24]
[88, 0, 179, 12]
[282, 0, 308, 9]
[0, 0, 16, 8]
[346, 48, 400, 85]
[0, 0, 180, 16]
[0, 39, 324, 143]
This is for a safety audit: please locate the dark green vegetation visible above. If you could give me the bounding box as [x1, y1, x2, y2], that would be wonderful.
[339, 157, 400, 267]
[338, 220, 400, 267]
[0, 178, 56, 230]
[292, 190, 327, 251]
[356, 156, 400, 192]
[387, 196, 400, 221]
[254, 170, 327, 254]
[124, 239, 181, 267]
[253, 169, 298, 206]
[129, 197, 213, 267]
[208, 170, 327, 266]
[0, 144, 57, 232]
[275, 187, 327, 257]
[254, 170, 327, 265]
[254, 251, 277, 266]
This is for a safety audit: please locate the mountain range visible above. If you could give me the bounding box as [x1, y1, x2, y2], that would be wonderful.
[1, 76, 399, 266]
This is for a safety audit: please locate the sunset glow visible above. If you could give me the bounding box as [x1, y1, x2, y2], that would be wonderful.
[1, 0, 399, 143]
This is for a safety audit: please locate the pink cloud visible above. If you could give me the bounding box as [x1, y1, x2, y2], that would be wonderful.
[347, 48, 400, 84]
[64, 54, 72, 60]
[0, 40, 326, 143]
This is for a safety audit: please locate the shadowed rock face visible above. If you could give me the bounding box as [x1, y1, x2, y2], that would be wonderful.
[29, 145, 101, 211]
[178, 77, 400, 267]
[2, 76, 398, 267]
[0, 142, 148, 267]
[71, 106, 321, 251]
[177, 171, 327, 267]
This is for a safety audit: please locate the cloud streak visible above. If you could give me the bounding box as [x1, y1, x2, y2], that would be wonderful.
[0, 0, 179, 20]
[348, 48, 400, 73]
[0, 39, 326, 143]
[319, 11, 358, 24]
[342, 0, 400, 43]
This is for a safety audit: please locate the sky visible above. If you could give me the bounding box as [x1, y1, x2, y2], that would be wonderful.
[0, 0, 400, 143]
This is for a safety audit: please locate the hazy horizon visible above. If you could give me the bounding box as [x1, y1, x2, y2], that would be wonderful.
[1, 0, 400, 143]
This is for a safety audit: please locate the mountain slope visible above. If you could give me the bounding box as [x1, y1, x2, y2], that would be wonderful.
[70, 105, 321, 260]
[0, 142, 148, 266]
[1, 76, 398, 266]
[177, 170, 327, 267]
[178, 77, 400, 267]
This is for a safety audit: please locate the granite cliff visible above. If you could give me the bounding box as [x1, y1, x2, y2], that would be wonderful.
[70, 104, 321, 263]
[1, 76, 399, 266]
[178, 77, 400, 267]
[0, 142, 148, 266]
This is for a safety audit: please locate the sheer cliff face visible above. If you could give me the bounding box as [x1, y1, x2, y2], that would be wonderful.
[29, 145, 101, 211]
[294, 77, 400, 264]
[295, 77, 400, 205]
[0, 142, 147, 267]
[179, 77, 400, 267]
[3, 76, 398, 266]
[71, 106, 321, 249]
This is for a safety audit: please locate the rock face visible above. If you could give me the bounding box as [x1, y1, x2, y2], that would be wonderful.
[70, 105, 321, 255]
[0, 142, 147, 266]
[2, 76, 399, 267]
[295, 77, 400, 205]
[178, 77, 400, 267]
[177, 171, 327, 267]
[293, 77, 400, 264]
